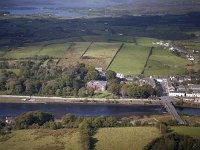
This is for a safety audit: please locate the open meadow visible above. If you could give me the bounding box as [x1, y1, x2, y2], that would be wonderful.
[108, 43, 150, 75]
[144, 47, 190, 76]
[171, 126, 200, 137]
[39, 43, 70, 58]
[0, 129, 81, 150]
[4, 45, 43, 59]
[81, 42, 122, 69]
[94, 127, 161, 150]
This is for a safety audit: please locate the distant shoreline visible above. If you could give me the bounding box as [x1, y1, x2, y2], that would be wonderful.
[0, 95, 161, 106]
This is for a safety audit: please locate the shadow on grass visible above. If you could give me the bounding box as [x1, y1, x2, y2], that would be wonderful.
[90, 137, 98, 150]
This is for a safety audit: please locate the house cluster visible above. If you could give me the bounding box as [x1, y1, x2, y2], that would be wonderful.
[87, 68, 158, 92]
[186, 55, 195, 61]
[153, 41, 184, 53]
[87, 68, 200, 101]
[156, 76, 200, 99]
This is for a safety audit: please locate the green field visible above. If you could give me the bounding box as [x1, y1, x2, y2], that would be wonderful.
[71, 42, 91, 56]
[144, 47, 190, 76]
[4, 45, 43, 59]
[108, 43, 149, 75]
[39, 43, 70, 58]
[94, 127, 161, 150]
[83, 42, 121, 63]
[136, 37, 158, 47]
[0, 129, 81, 150]
[80, 42, 122, 69]
[171, 126, 200, 137]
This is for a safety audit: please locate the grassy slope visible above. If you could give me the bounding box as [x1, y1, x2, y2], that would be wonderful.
[94, 127, 161, 150]
[4, 45, 43, 59]
[108, 43, 149, 75]
[39, 43, 70, 58]
[171, 126, 200, 137]
[0, 129, 81, 150]
[144, 47, 190, 76]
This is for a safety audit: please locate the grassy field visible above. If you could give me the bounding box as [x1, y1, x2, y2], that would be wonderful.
[171, 126, 200, 137]
[81, 42, 122, 69]
[0, 129, 81, 150]
[39, 43, 70, 58]
[94, 127, 161, 150]
[135, 37, 158, 47]
[108, 43, 149, 75]
[144, 47, 190, 76]
[83, 42, 121, 62]
[4, 45, 43, 59]
[58, 42, 91, 66]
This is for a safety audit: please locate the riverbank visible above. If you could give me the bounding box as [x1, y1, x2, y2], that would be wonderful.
[0, 95, 161, 105]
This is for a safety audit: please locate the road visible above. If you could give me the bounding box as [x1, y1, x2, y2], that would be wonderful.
[160, 96, 186, 124]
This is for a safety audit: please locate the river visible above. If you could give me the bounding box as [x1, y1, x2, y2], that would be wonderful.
[0, 102, 200, 119]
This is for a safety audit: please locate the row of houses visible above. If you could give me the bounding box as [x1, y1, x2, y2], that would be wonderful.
[168, 84, 200, 98]
[169, 92, 200, 98]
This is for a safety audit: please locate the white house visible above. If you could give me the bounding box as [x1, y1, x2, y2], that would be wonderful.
[116, 73, 125, 79]
[186, 93, 200, 98]
[169, 92, 185, 97]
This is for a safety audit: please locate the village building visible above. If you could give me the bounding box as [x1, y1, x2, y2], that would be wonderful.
[186, 93, 200, 98]
[177, 85, 187, 92]
[116, 73, 125, 79]
[86, 80, 107, 92]
[139, 77, 157, 88]
[169, 92, 186, 97]
[188, 84, 200, 92]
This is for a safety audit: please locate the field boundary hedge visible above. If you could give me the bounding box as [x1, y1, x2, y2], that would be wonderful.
[141, 46, 154, 74]
[106, 43, 124, 70]
[80, 42, 94, 59]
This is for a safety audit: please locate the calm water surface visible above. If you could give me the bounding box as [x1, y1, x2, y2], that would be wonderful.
[0, 103, 199, 119]
[0, 103, 165, 118]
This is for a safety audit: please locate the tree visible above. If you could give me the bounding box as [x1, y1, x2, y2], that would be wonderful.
[24, 80, 36, 96]
[105, 70, 116, 81]
[14, 111, 54, 129]
[78, 87, 87, 97]
[85, 69, 99, 82]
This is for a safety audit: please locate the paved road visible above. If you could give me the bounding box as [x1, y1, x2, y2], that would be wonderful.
[160, 96, 186, 124]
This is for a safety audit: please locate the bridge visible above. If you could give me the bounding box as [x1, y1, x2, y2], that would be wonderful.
[160, 96, 186, 124]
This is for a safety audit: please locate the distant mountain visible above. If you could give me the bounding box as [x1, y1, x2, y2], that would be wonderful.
[1, 0, 200, 15]
[0, 0, 123, 8]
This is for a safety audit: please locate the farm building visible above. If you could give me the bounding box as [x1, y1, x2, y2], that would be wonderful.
[86, 80, 107, 92]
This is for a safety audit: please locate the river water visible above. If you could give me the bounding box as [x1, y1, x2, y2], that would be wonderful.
[0, 102, 200, 119]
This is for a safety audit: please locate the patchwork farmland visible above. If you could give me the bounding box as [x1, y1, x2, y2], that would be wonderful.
[0, 38, 191, 76]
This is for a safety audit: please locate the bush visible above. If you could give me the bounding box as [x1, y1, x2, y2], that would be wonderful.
[155, 122, 169, 134]
[144, 133, 200, 150]
[14, 111, 54, 129]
